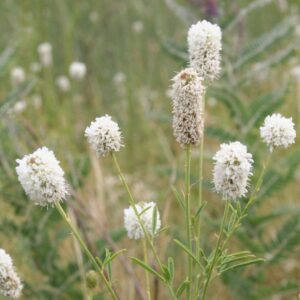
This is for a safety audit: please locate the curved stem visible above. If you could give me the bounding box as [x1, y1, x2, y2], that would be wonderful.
[55, 202, 119, 300]
[202, 200, 229, 300]
[185, 145, 192, 300]
[143, 238, 152, 300]
[111, 153, 177, 300]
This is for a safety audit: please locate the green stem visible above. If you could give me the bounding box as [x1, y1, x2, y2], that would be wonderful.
[143, 238, 152, 300]
[184, 145, 192, 300]
[195, 130, 205, 296]
[201, 200, 229, 300]
[55, 202, 118, 300]
[111, 153, 177, 300]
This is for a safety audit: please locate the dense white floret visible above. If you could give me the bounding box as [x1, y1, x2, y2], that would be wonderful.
[260, 113, 296, 152]
[0, 249, 22, 298]
[187, 20, 222, 82]
[213, 141, 253, 200]
[85, 115, 123, 156]
[171, 68, 205, 146]
[16, 147, 68, 207]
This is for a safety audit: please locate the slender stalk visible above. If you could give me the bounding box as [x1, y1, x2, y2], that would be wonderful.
[111, 153, 177, 300]
[184, 145, 192, 300]
[201, 200, 229, 300]
[143, 238, 152, 300]
[55, 202, 119, 300]
[195, 98, 206, 297]
[197, 99, 205, 252]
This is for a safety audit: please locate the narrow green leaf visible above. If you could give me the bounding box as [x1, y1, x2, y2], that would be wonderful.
[174, 239, 201, 266]
[103, 249, 127, 267]
[176, 279, 190, 297]
[130, 257, 165, 282]
[221, 258, 265, 273]
[171, 186, 185, 210]
[167, 257, 175, 283]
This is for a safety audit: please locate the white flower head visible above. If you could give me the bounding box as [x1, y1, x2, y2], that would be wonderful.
[16, 147, 68, 207]
[260, 113, 296, 152]
[69, 62, 87, 81]
[187, 20, 222, 82]
[0, 249, 22, 298]
[37, 42, 53, 67]
[56, 75, 70, 92]
[171, 68, 205, 146]
[85, 115, 123, 156]
[124, 202, 161, 240]
[213, 141, 253, 200]
[10, 67, 25, 86]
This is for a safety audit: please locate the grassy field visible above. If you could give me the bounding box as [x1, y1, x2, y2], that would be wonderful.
[0, 0, 300, 299]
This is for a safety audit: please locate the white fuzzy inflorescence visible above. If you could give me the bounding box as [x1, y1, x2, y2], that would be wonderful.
[56, 75, 70, 92]
[16, 147, 68, 207]
[171, 68, 205, 146]
[10, 67, 25, 86]
[260, 113, 296, 152]
[213, 141, 253, 200]
[69, 62, 86, 80]
[187, 20, 222, 82]
[0, 249, 22, 298]
[37, 42, 52, 67]
[124, 202, 161, 240]
[85, 115, 123, 156]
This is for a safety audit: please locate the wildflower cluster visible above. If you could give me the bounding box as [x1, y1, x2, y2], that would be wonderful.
[11, 16, 297, 300]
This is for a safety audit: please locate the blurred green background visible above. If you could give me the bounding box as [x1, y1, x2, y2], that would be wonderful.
[0, 0, 300, 299]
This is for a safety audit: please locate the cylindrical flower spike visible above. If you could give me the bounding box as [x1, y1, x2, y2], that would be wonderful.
[0, 249, 23, 298]
[260, 113, 296, 152]
[124, 201, 161, 240]
[69, 62, 86, 81]
[16, 147, 68, 207]
[213, 141, 253, 200]
[85, 115, 123, 156]
[187, 20, 222, 82]
[171, 68, 205, 146]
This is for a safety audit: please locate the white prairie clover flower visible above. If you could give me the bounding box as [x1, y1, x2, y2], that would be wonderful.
[260, 113, 296, 152]
[187, 20, 222, 82]
[56, 75, 70, 92]
[171, 68, 205, 146]
[213, 141, 253, 200]
[124, 202, 161, 240]
[16, 147, 68, 207]
[10, 67, 25, 86]
[69, 62, 86, 80]
[37, 42, 53, 67]
[85, 115, 123, 156]
[0, 249, 22, 298]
